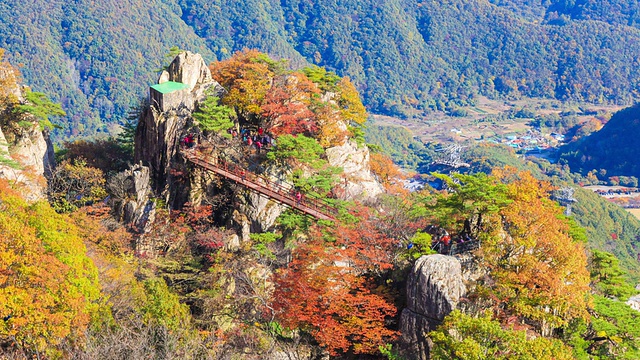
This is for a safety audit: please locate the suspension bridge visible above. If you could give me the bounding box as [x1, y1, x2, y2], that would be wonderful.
[182, 148, 338, 221]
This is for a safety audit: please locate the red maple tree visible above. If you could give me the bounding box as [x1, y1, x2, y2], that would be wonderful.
[272, 207, 400, 355]
[261, 73, 319, 136]
[272, 240, 398, 356]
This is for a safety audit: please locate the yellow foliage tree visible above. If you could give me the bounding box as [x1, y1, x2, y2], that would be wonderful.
[0, 180, 106, 357]
[314, 102, 348, 147]
[0, 48, 19, 106]
[210, 49, 276, 120]
[480, 169, 591, 331]
[313, 77, 368, 147]
[337, 77, 367, 126]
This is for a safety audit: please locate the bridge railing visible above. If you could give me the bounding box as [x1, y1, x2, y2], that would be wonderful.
[183, 148, 339, 219]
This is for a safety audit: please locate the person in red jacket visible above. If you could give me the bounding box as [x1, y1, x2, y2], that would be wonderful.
[442, 234, 451, 247]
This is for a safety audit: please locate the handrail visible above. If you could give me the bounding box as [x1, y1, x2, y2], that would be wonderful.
[182, 148, 338, 221]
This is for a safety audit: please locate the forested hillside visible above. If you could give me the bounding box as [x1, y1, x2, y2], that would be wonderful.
[558, 104, 640, 180]
[2, 0, 640, 139]
[546, 0, 640, 27]
[0, 0, 212, 138]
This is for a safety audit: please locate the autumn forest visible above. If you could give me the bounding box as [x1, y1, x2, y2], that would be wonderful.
[2, 1, 640, 359]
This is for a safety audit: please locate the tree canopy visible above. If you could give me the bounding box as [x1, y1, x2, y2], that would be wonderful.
[0, 180, 106, 357]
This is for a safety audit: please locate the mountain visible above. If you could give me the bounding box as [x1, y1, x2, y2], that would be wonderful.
[3, 0, 640, 139]
[3, 48, 640, 359]
[559, 103, 640, 179]
[0, 0, 213, 138]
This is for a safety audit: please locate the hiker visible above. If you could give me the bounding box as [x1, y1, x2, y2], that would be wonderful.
[258, 127, 264, 135]
[295, 191, 302, 204]
[182, 134, 195, 149]
[463, 218, 472, 235]
[256, 140, 263, 153]
[442, 234, 451, 248]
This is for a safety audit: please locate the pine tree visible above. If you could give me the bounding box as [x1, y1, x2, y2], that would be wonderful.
[193, 95, 235, 138]
[12, 89, 65, 130]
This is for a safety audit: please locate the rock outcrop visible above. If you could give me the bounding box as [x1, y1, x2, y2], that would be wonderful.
[109, 163, 155, 233]
[399, 254, 466, 360]
[160, 51, 214, 92]
[627, 295, 640, 312]
[135, 51, 223, 201]
[627, 287, 640, 312]
[0, 64, 54, 201]
[239, 190, 288, 233]
[326, 140, 383, 201]
[0, 126, 53, 202]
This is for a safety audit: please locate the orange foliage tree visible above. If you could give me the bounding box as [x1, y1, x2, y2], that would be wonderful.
[210, 49, 278, 121]
[480, 169, 591, 331]
[320, 206, 398, 272]
[261, 73, 319, 136]
[369, 152, 404, 192]
[272, 240, 397, 356]
[272, 206, 399, 356]
[314, 101, 349, 147]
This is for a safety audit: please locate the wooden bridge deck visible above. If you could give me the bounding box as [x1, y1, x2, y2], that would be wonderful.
[182, 149, 337, 221]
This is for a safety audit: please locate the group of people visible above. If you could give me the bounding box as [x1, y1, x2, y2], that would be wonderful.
[229, 127, 274, 153]
[421, 224, 477, 254]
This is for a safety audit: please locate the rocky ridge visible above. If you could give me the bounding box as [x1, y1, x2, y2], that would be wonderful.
[326, 139, 383, 201]
[134, 50, 384, 242]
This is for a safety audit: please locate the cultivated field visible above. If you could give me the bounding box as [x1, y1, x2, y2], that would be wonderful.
[371, 96, 623, 145]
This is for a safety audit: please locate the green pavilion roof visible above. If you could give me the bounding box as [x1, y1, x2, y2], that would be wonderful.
[150, 81, 190, 94]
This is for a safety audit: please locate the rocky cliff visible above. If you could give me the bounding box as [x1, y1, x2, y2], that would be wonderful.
[0, 64, 54, 201]
[399, 254, 466, 360]
[326, 140, 383, 201]
[135, 51, 223, 201]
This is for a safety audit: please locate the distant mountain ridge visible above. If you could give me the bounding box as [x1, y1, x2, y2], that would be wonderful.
[559, 103, 640, 178]
[2, 0, 640, 139]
